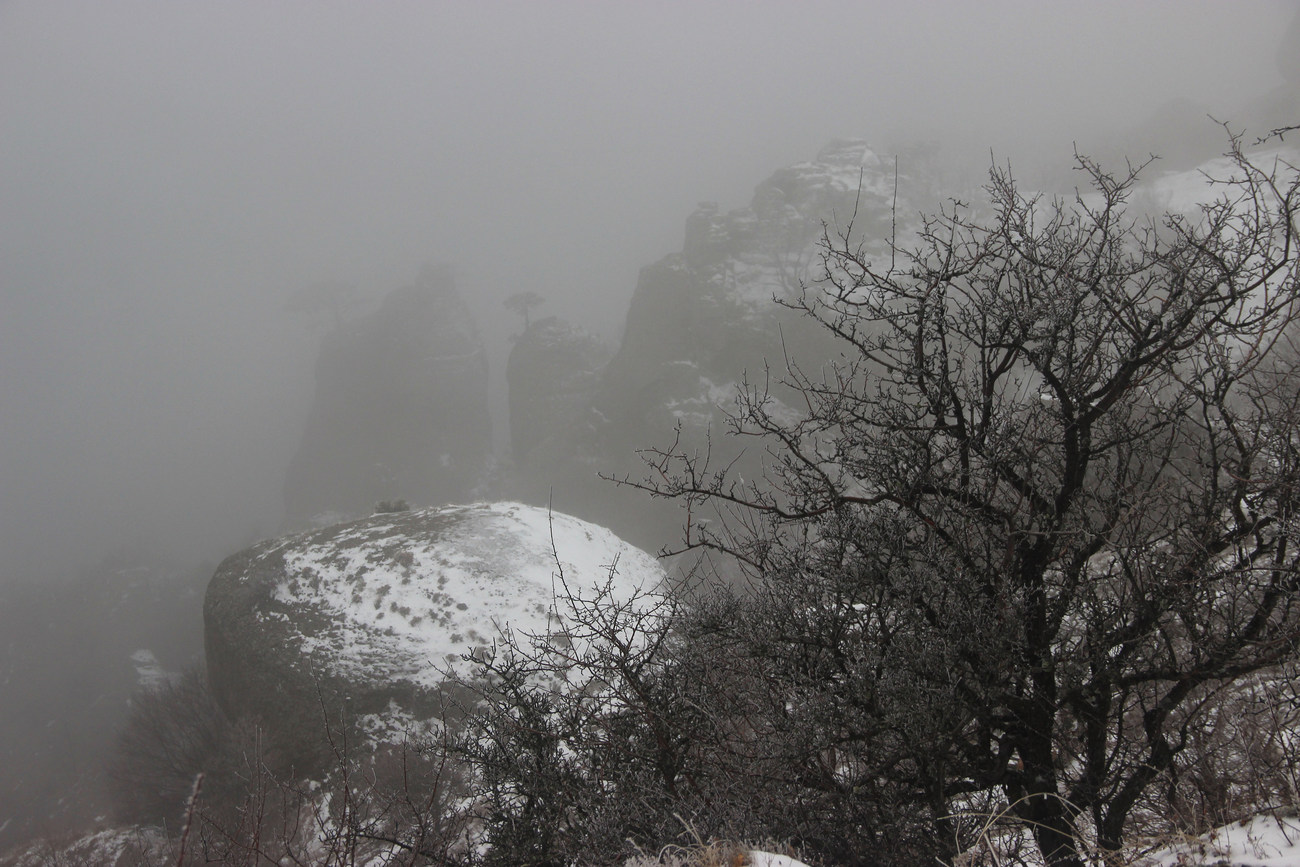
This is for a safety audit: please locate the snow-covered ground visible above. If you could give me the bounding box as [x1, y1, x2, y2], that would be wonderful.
[1142, 146, 1299, 216]
[1137, 813, 1300, 867]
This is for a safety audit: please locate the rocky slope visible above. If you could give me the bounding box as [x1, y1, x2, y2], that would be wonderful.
[282, 266, 492, 529]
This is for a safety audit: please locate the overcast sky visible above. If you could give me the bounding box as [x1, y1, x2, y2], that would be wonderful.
[1, 0, 1294, 578]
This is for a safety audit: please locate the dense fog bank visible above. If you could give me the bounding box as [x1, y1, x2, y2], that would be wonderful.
[2, 0, 1292, 581]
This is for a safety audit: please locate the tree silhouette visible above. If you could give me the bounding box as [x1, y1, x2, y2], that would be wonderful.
[503, 291, 546, 332]
[623, 132, 1300, 866]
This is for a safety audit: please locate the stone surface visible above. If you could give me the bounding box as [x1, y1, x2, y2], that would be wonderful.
[506, 315, 612, 467]
[512, 141, 930, 553]
[282, 266, 492, 529]
[204, 502, 665, 771]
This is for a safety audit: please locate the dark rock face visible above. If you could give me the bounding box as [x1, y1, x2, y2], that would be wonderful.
[506, 316, 613, 466]
[512, 141, 923, 552]
[204, 502, 665, 773]
[282, 267, 491, 528]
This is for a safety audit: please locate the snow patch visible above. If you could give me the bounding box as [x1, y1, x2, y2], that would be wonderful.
[748, 852, 812, 867]
[1139, 813, 1300, 867]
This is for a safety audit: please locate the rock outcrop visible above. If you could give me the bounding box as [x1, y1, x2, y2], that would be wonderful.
[506, 316, 613, 468]
[282, 266, 492, 529]
[204, 502, 665, 771]
[512, 141, 930, 553]
[605, 139, 922, 409]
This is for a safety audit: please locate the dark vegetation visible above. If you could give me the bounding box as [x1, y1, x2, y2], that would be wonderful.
[609, 131, 1300, 866]
[109, 669, 269, 830]
[475, 131, 1300, 865]
[100, 669, 473, 866]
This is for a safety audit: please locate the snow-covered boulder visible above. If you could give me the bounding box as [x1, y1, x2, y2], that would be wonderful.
[204, 502, 665, 771]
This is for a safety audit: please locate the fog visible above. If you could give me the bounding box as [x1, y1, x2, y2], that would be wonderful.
[1, 0, 1291, 582]
[3, 0, 1299, 850]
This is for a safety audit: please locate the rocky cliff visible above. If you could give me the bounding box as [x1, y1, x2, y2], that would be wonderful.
[506, 315, 613, 468]
[512, 140, 930, 553]
[282, 266, 492, 529]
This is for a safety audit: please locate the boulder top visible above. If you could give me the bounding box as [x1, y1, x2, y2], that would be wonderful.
[207, 501, 666, 709]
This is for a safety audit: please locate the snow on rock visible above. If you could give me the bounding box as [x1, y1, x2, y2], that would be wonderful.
[747, 851, 813, 867]
[624, 847, 813, 867]
[0, 826, 171, 867]
[1140, 145, 1300, 217]
[693, 138, 910, 318]
[204, 502, 665, 771]
[272, 501, 660, 687]
[128, 648, 170, 690]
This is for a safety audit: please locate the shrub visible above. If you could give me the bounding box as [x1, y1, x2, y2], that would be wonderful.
[108, 668, 266, 829]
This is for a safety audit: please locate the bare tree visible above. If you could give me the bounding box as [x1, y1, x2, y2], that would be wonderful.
[109, 668, 266, 828]
[108, 670, 472, 866]
[453, 559, 715, 865]
[504, 291, 546, 332]
[622, 131, 1300, 866]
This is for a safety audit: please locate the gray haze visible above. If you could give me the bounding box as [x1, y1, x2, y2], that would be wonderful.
[0, 0, 1293, 580]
